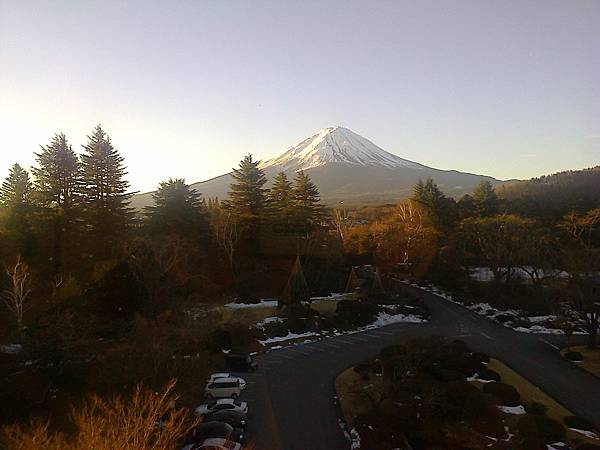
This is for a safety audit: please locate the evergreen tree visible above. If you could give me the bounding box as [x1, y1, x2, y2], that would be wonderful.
[268, 172, 294, 220]
[32, 133, 80, 208]
[145, 178, 209, 237]
[0, 164, 33, 207]
[0, 164, 35, 256]
[472, 180, 499, 217]
[224, 154, 268, 232]
[411, 178, 456, 231]
[292, 170, 325, 233]
[32, 133, 81, 275]
[80, 124, 132, 251]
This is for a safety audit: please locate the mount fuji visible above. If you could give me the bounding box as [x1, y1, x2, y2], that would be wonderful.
[132, 126, 502, 208]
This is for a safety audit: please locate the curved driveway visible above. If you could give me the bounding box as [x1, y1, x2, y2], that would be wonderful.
[238, 283, 600, 450]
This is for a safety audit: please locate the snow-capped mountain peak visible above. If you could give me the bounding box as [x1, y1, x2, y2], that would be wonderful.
[259, 126, 423, 172]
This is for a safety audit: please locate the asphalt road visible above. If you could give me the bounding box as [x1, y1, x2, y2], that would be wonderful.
[235, 283, 600, 450]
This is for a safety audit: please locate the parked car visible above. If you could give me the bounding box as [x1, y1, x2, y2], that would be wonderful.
[204, 410, 247, 428]
[181, 438, 241, 450]
[206, 373, 231, 384]
[225, 353, 257, 372]
[189, 421, 244, 444]
[204, 378, 241, 399]
[195, 398, 248, 417]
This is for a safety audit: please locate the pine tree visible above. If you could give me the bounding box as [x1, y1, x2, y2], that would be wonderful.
[0, 164, 35, 256]
[32, 133, 79, 208]
[472, 180, 499, 217]
[292, 170, 325, 233]
[224, 154, 268, 232]
[145, 178, 209, 237]
[268, 172, 294, 220]
[0, 164, 33, 207]
[411, 178, 456, 230]
[80, 124, 132, 249]
[32, 133, 81, 275]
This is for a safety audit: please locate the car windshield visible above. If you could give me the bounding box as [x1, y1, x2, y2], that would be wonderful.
[232, 400, 242, 407]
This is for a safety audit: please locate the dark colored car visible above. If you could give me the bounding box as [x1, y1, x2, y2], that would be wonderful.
[204, 410, 247, 428]
[190, 421, 244, 444]
[225, 353, 258, 372]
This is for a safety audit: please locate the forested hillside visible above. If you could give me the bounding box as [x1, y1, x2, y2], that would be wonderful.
[498, 166, 600, 219]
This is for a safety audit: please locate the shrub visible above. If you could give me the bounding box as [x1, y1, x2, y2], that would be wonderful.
[563, 415, 595, 431]
[472, 351, 490, 363]
[525, 402, 548, 416]
[477, 368, 501, 382]
[483, 382, 520, 407]
[564, 351, 584, 361]
[446, 355, 484, 377]
[432, 368, 466, 382]
[494, 314, 514, 323]
[517, 414, 565, 445]
[354, 363, 371, 380]
[334, 300, 379, 327]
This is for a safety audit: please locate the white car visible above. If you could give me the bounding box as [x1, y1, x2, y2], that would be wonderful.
[204, 377, 246, 399]
[194, 398, 248, 417]
[206, 373, 231, 384]
[181, 439, 241, 450]
[206, 373, 247, 389]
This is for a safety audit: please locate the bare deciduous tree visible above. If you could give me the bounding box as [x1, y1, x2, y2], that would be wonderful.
[2, 255, 32, 331]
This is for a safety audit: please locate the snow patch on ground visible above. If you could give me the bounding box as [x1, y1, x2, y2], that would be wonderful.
[405, 281, 585, 336]
[365, 312, 425, 328]
[255, 316, 284, 329]
[497, 405, 526, 415]
[258, 331, 318, 345]
[569, 428, 600, 439]
[310, 292, 347, 303]
[224, 299, 278, 309]
[547, 443, 568, 450]
[467, 374, 494, 383]
[0, 343, 23, 354]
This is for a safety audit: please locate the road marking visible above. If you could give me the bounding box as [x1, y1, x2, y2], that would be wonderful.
[540, 339, 560, 350]
[332, 337, 361, 345]
[370, 330, 395, 336]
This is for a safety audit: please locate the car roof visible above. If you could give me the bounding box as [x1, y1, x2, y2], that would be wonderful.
[215, 398, 235, 405]
[211, 377, 239, 383]
[209, 372, 230, 378]
[199, 438, 238, 449]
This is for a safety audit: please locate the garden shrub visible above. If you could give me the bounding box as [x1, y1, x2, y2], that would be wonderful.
[525, 402, 548, 416]
[564, 351, 584, 361]
[354, 363, 372, 380]
[477, 368, 501, 382]
[563, 415, 595, 431]
[432, 368, 466, 382]
[334, 300, 379, 327]
[483, 382, 520, 406]
[472, 351, 490, 363]
[517, 414, 565, 445]
[446, 355, 484, 377]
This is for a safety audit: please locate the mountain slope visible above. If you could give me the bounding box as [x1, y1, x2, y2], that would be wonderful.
[131, 126, 503, 209]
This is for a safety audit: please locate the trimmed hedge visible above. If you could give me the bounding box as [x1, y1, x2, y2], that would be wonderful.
[477, 368, 501, 382]
[517, 414, 565, 445]
[525, 402, 548, 416]
[564, 415, 595, 432]
[564, 351, 584, 361]
[472, 351, 490, 363]
[483, 382, 520, 407]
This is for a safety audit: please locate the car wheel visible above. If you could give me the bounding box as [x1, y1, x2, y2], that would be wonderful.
[206, 393, 212, 399]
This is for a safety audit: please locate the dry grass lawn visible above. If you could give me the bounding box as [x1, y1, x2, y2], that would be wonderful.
[486, 358, 600, 445]
[335, 366, 387, 426]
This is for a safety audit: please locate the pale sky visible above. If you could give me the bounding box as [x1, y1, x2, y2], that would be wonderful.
[1, 0, 599, 193]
